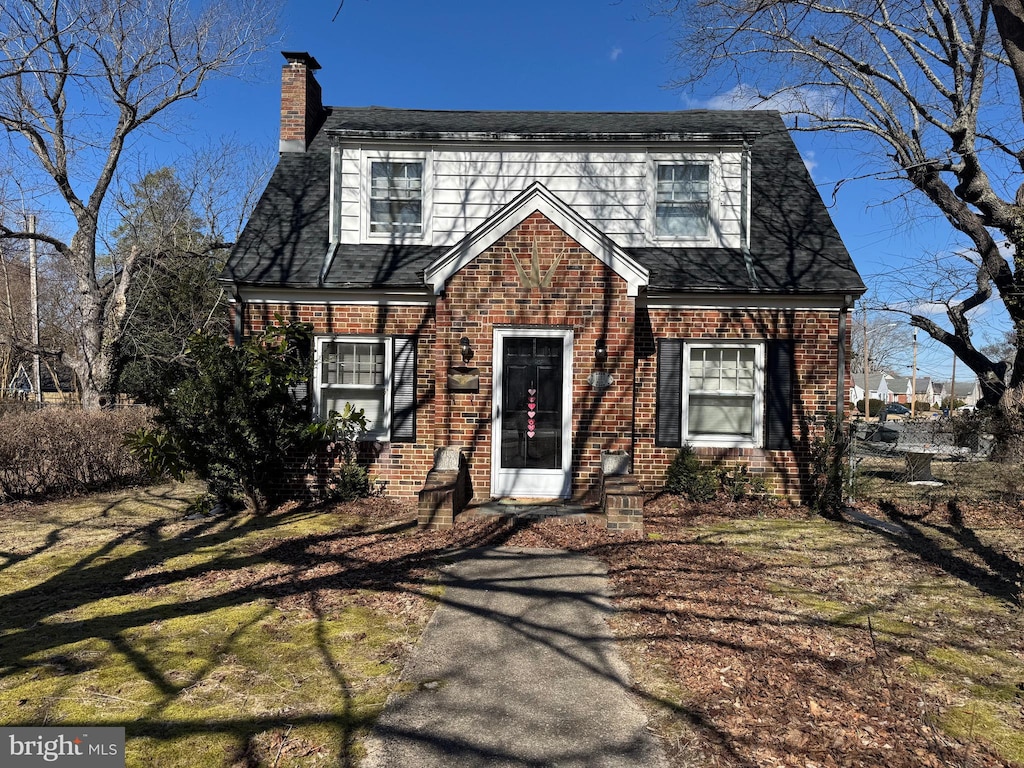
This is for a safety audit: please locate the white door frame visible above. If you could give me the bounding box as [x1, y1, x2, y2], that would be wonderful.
[490, 327, 573, 498]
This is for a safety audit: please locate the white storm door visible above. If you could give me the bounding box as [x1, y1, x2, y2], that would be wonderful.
[491, 328, 573, 498]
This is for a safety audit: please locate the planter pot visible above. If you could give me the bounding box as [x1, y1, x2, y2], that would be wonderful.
[601, 449, 631, 476]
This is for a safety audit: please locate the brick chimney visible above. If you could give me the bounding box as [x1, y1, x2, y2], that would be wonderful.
[280, 51, 323, 153]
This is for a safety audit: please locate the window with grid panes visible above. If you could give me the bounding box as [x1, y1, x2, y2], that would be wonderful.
[685, 344, 762, 442]
[369, 161, 422, 234]
[319, 340, 388, 438]
[655, 163, 710, 238]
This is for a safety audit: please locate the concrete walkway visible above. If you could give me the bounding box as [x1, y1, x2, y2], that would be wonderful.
[362, 547, 667, 768]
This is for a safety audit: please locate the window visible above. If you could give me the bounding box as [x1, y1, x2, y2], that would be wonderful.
[316, 339, 390, 439]
[312, 336, 418, 443]
[369, 160, 423, 234]
[655, 163, 710, 238]
[685, 345, 760, 441]
[657, 340, 769, 448]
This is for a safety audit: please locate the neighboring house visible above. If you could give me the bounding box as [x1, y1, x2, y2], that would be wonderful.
[934, 379, 982, 407]
[4, 361, 78, 404]
[222, 52, 866, 520]
[849, 371, 892, 405]
[887, 376, 932, 405]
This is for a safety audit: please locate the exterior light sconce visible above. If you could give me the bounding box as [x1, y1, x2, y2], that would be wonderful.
[595, 338, 608, 363]
[459, 336, 473, 363]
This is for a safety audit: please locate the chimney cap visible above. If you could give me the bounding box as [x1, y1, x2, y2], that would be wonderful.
[282, 51, 321, 70]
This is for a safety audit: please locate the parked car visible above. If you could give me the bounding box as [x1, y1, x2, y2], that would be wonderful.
[882, 403, 912, 420]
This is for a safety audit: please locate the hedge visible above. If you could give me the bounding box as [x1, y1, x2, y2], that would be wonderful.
[0, 406, 154, 500]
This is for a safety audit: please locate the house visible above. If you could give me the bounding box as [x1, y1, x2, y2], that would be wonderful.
[4, 361, 78, 404]
[887, 376, 932, 406]
[222, 52, 866, 528]
[849, 371, 892, 406]
[933, 379, 981, 408]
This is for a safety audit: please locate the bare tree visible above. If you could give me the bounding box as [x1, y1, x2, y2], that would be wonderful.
[655, 0, 1024, 410]
[0, 0, 277, 408]
[849, 309, 912, 374]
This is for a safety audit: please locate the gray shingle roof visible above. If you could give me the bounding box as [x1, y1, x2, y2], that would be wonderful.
[225, 107, 864, 295]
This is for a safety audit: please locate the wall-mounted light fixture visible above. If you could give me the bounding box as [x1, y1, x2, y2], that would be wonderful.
[595, 337, 608, 363]
[459, 336, 473, 364]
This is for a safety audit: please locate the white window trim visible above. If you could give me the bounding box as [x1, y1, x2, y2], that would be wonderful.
[360, 150, 432, 243]
[312, 335, 393, 442]
[648, 152, 721, 246]
[681, 341, 764, 448]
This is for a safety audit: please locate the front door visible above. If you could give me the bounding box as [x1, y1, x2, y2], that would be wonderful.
[491, 329, 573, 498]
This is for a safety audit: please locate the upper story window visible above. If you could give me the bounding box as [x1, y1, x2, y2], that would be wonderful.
[655, 162, 710, 238]
[370, 160, 423, 234]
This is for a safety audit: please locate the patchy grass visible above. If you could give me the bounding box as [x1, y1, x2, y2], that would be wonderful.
[2, 480, 1022, 767]
[0, 482, 436, 767]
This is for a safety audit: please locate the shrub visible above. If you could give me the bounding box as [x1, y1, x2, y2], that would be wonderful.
[809, 415, 847, 518]
[0, 406, 153, 500]
[719, 464, 770, 501]
[129, 321, 322, 512]
[854, 399, 884, 417]
[665, 445, 719, 502]
[323, 462, 370, 502]
[317, 403, 372, 502]
[911, 400, 933, 416]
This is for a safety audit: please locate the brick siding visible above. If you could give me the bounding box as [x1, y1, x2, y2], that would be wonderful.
[234, 212, 849, 506]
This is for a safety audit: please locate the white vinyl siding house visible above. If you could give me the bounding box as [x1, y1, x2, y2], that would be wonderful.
[336, 147, 744, 249]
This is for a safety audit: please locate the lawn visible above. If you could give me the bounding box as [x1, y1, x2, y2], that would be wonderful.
[1, 479, 1022, 767]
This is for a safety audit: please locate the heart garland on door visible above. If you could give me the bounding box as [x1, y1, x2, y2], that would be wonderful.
[527, 386, 537, 438]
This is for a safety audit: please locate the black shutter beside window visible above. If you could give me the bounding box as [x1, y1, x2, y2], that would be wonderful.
[656, 339, 683, 447]
[391, 336, 417, 443]
[766, 340, 795, 451]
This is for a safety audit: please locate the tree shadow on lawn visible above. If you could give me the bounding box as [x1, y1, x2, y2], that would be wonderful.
[873, 499, 1022, 607]
[0, 489, 1011, 767]
[0, 491, 528, 765]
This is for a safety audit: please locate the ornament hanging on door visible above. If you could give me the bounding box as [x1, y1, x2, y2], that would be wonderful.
[526, 385, 537, 439]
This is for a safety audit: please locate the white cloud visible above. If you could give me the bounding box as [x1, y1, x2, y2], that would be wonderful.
[802, 149, 818, 175]
[690, 84, 837, 118]
[609, 46, 623, 62]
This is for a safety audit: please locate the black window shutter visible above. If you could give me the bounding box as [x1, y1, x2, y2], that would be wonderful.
[766, 340, 795, 451]
[391, 336, 417, 443]
[656, 339, 683, 447]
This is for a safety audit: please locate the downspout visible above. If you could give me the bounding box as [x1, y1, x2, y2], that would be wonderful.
[231, 284, 244, 346]
[837, 294, 852, 424]
[838, 294, 852, 502]
[740, 140, 758, 289]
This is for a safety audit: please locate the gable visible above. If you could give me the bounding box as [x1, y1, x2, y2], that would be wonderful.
[424, 182, 648, 297]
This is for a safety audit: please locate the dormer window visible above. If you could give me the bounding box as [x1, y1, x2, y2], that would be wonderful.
[360, 152, 431, 241]
[370, 160, 423, 234]
[655, 163, 710, 238]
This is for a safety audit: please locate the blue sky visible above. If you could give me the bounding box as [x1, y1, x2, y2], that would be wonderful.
[173, 0, 1003, 383]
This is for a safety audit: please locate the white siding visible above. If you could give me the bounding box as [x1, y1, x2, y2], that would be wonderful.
[337, 145, 745, 249]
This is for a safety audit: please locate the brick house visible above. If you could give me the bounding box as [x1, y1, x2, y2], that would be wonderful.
[222, 52, 866, 527]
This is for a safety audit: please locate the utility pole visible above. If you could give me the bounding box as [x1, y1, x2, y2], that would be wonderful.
[28, 215, 40, 403]
[910, 327, 918, 418]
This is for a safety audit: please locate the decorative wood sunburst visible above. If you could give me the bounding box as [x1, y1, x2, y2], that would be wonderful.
[510, 239, 567, 290]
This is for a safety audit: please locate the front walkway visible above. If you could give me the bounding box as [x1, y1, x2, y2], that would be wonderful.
[361, 547, 668, 768]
